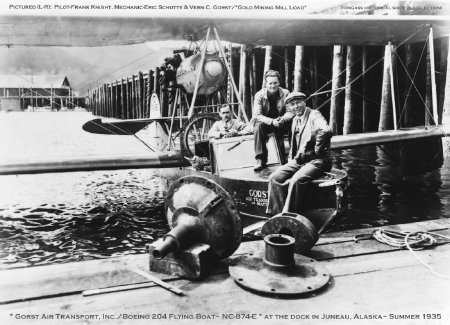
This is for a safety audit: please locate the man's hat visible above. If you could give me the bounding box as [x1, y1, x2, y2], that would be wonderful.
[285, 92, 307, 104]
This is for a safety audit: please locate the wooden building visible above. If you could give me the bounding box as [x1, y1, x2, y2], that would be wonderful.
[0, 75, 86, 112]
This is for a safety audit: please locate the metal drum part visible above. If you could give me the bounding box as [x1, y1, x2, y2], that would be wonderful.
[229, 235, 330, 296]
[157, 175, 242, 259]
[261, 212, 319, 254]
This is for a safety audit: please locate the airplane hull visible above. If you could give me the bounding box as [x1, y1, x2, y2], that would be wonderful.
[161, 166, 347, 232]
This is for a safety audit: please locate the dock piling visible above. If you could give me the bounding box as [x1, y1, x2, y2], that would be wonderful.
[293, 46, 304, 92]
[330, 45, 345, 135]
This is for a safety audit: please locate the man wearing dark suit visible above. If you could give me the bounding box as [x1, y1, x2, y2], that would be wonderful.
[267, 92, 333, 215]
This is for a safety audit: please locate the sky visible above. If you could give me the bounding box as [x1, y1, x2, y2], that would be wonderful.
[0, 41, 190, 94]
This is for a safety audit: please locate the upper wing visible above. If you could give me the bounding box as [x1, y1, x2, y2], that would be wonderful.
[1, 14, 449, 47]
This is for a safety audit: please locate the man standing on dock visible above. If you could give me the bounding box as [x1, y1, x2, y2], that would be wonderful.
[266, 92, 333, 215]
[252, 70, 292, 171]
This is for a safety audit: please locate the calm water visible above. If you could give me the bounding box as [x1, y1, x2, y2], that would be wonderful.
[0, 170, 168, 268]
[332, 146, 450, 231]
[0, 112, 449, 268]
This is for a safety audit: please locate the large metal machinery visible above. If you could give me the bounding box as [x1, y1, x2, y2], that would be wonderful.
[149, 176, 332, 296]
[148, 176, 242, 279]
[176, 53, 227, 95]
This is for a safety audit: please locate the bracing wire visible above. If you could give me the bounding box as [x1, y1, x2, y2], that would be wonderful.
[395, 39, 429, 125]
[276, 26, 427, 114]
[394, 37, 450, 140]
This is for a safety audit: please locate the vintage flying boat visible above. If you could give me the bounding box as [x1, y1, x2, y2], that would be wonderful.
[0, 11, 449, 233]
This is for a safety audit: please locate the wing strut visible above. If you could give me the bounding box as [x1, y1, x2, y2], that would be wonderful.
[187, 27, 211, 119]
[213, 27, 249, 123]
[186, 26, 249, 123]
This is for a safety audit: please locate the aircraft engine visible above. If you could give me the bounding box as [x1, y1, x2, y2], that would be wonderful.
[176, 53, 226, 95]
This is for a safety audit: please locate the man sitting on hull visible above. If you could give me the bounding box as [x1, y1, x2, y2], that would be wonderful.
[208, 105, 248, 139]
[252, 70, 292, 171]
[266, 92, 333, 216]
[186, 105, 247, 171]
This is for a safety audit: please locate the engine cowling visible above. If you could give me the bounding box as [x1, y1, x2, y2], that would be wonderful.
[176, 53, 226, 95]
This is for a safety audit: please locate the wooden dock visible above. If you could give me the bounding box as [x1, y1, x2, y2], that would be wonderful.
[1, 219, 449, 324]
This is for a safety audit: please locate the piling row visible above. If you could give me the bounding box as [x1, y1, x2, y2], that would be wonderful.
[88, 37, 449, 136]
[89, 70, 156, 119]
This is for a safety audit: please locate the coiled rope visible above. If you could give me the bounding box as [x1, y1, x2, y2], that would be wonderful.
[370, 229, 450, 280]
[372, 229, 436, 249]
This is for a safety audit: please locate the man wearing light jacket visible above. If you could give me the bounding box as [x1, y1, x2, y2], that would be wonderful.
[252, 70, 292, 171]
[208, 105, 247, 139]
[266, 92, 333, 215]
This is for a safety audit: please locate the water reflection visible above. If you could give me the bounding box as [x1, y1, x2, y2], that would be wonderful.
[330, 146, 448, 232]
[0, 170, 169, 268]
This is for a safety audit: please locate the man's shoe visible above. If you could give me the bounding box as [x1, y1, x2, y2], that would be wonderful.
[253, 159, 266, 172]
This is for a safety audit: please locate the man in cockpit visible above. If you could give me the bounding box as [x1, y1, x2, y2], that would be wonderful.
[208, 105, 247, 139]
[266, 92, 333, 216]
[252, 70, 292, 171]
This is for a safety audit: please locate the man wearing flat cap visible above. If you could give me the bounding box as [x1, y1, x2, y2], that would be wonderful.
[266, 91, 333, 215]
[252, 70, 293, 171]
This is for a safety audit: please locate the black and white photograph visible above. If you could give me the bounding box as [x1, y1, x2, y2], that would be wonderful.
[0, 0, 449, 324]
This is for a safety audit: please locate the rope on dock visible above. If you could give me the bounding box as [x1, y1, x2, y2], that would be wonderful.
[372, 229, 450, 280]
[372, 229, 436, 249]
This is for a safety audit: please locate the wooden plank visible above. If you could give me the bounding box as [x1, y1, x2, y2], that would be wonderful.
[6, 218, 443, 303]
[1, 254, 448, 324]
[312, 233, 450, 260]
[322, 242, 450, 277]
[1, 220, 449, 323]
[235, 227, 450, 262]
[317, 219, 450, 245]
[0, 255, 181, 303]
